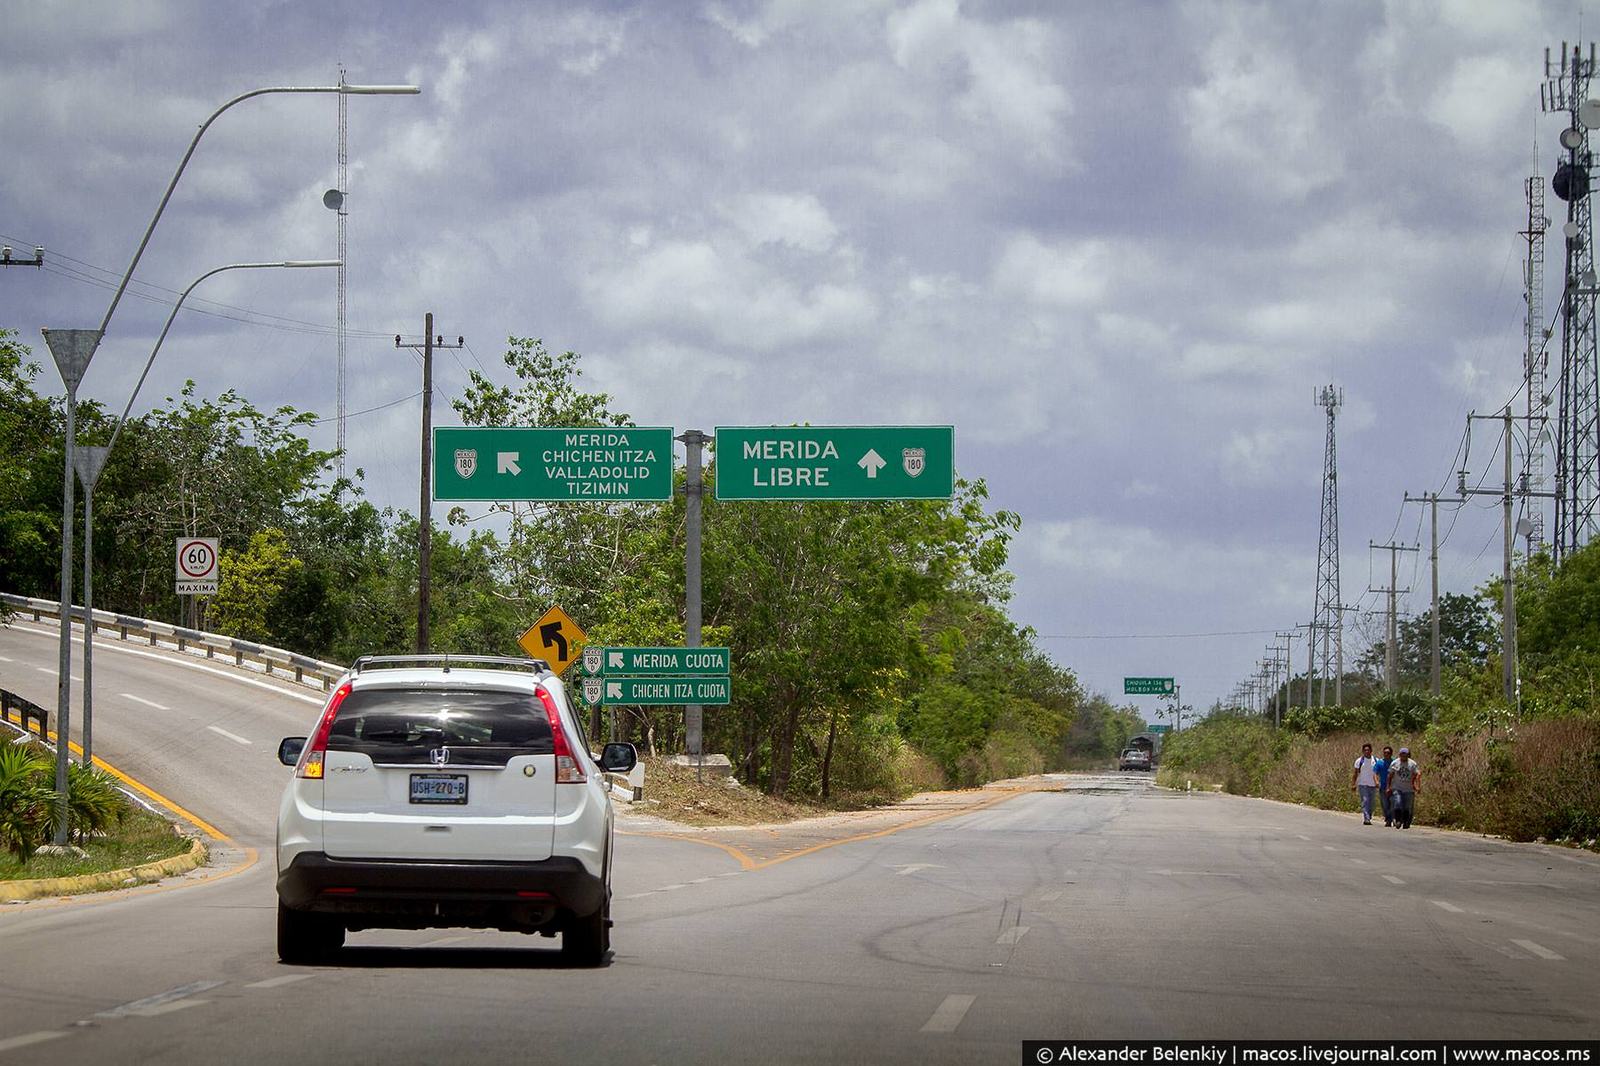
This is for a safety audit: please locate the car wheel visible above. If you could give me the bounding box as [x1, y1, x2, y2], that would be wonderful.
[562, 902, 609, 967]
[277, 901, 344, 964]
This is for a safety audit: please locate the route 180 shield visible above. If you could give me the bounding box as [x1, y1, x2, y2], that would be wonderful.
[582, 678, 604, 705]
[454, 449, 477, 479]
[582, 646, 604, 675]
[902, 448, 926, 478]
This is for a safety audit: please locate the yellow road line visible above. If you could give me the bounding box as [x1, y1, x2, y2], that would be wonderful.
[12, 845, 261, 913]
[624, 787, 1029, 873]
[18, 715, 234, 844]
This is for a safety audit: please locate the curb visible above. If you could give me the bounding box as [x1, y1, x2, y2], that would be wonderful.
[0, 835, 208, 902]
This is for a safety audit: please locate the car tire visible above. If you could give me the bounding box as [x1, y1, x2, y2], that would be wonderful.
[277, 901, 344, 964]
[562, 902, 609, 967]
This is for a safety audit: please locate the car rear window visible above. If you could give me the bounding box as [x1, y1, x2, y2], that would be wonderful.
[326, 687, 553, 766]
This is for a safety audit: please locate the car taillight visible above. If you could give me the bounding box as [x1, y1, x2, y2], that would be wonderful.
[535, 686, 587, 784]
[296, 681, 351, 780]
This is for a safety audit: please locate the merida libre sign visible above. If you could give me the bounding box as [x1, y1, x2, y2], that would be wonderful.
[714, 426, 954, 501]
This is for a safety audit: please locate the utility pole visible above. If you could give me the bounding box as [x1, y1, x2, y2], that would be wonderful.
[1272, 633, 1293, 726]
[1460, 407, 1554, 705]
[1403, 492, 1466, 699]
[1368, 540, 1420, 690]
[396, 318, 463, 654]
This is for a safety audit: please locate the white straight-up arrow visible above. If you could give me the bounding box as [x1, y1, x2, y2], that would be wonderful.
[608, 651, 625, 670]
[497, 452, 521, 475]
[858, 448, 887, 479]
[606, 681, 622, 700]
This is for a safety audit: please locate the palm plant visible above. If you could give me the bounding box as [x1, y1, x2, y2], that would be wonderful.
[66, 762, 128, 843]
[0, 744, 55, 862]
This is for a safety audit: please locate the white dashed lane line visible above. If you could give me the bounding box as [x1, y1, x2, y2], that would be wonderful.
[920, 994, 976, 1033]
[246, 974, 317, 989]
[206, 725, 252, 746]
[1383, 875, 1406, 885]
[96, 980, 222, 1019]
[1039, 891, 1062, 902]
[996, 925, 1030, 945]
[122, 693, 170, 710]
[1431, 900, 1466, 914]
[1511, 939, 1566, 960]
[0, 1031, 67, 1054]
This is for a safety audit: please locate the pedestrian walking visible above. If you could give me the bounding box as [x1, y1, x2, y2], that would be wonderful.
[1386, 747, 1421, 829]
[1351, 743, 1381, 825]
[1374, 745, 1394, 826]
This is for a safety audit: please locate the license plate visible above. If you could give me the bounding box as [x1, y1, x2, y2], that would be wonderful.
[410, 773, 468, 804]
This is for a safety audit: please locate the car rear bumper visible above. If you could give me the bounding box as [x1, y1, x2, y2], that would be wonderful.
[278, 851, 605, 918]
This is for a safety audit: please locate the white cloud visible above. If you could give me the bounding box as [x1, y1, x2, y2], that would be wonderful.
[721, 193, 838, 252]
[992, 235, 1114, 308]
[1425, 55, 1526, 149]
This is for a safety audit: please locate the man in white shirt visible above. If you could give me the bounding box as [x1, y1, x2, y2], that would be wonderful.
[1350, 743, 1380, 825]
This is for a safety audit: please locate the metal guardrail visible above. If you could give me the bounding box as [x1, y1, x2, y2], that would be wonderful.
[1, 688, 49, 738]
[1, 592, 345, 692]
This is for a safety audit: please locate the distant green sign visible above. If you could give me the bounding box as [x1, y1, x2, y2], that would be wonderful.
[434, 427, 674, 501]
[714, 426, 954, 501]
[583, 646, 730, 677]
[1124, 677, 1176, 696]
[1144, 724, 1172, 734]
[594, 676, 731, 706]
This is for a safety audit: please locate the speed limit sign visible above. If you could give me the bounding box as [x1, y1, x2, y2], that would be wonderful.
[175, 537, 220, 595]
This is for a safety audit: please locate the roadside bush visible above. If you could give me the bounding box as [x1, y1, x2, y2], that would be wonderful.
[0, 745, 53, 862]
[1159, 716, 1284, 795]
[67, 762, 128, 842]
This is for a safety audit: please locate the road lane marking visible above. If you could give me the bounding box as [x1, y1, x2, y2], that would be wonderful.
[0, 655, 12, 663]
[246, 975, 316, 989]
[0, 1031, 67, 1054]
[1431, 900, 1466, 913]
[660, 883, 688, 891]
[892, 863, 942, 876]
[1383, 875, 1406, 885]
[1511, 939, 1566, 960]
[97, 980, 223, 1019]
[38, 726, 230, 842]
[996, 925, 1030, 945]
[1350, 858, 1369, 865]
[122, 693, 170, 710]
[206, 725, 251, 746]
[134, 999, 210, 1017]
[688, 877, 713, 884]
[1323, 845, 1337, 852]
[1039, 891, 1062, 902]
[920, 994, 976, 1033]
[1296, 834, 1311, 841]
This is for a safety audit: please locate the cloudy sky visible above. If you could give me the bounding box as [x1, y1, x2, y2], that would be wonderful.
[1, 1, 1586, 712]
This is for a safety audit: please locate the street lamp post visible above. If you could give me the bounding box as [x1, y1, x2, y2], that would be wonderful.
[77, 260, 340, 770]
[43, 81, 417, 843]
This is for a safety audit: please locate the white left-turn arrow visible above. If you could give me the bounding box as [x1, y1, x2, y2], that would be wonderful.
[498, 452, 521, 475]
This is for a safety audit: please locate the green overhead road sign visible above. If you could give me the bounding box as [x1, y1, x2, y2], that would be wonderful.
[587, 676, 732, 706]
[433, 427, 674, 502]
[714, 426, 954, 501]
[582, 646, 730, 677]
[1144, 724, 1172, 734]
[1124, 677, 1176, 696]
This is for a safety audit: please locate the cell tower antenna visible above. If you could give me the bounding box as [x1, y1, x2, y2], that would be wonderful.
[336, 64, 349, 481]
[1523, 154, 1551, 555]
[1544, 40, 1600, 561]
[1311, 385, 1345, 708]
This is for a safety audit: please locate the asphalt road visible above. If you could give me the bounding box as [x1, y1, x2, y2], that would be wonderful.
[1, 621, 1597, 1063]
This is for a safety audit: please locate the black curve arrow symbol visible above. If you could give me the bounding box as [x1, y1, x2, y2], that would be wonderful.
[540, 622, 568, 661]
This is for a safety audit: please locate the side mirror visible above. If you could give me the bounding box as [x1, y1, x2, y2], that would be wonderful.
[599, 742, 638, 773]
[278, 737, 307, 767]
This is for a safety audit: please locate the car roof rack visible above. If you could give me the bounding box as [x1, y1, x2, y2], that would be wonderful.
[350, 654, 553, 677]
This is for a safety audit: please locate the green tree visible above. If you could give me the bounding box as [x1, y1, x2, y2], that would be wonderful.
[212, 528, 303, 643]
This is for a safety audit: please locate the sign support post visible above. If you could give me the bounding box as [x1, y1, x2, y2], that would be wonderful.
[678, 429, 708, 780]
[75, 445, 110, 768]
[43, 328, 102, 845]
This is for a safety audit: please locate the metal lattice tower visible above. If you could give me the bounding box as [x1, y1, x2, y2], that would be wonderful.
[1523, 173, 1551, 554]
[1311, 385, 1344, 708]
[336, 66, 349, 481]
[1544, 42, 1600, 563]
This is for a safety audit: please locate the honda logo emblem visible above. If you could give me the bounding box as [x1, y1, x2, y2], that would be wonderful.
[430, 746, 450, 767]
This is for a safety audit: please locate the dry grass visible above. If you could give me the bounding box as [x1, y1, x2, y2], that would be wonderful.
[636, 757, 829, 827]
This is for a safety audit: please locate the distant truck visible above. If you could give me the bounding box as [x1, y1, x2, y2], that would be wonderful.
[1118, 732, 1161, 771]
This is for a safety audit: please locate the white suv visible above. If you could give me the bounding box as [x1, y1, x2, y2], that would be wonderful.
[275, 655, 636, 966]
